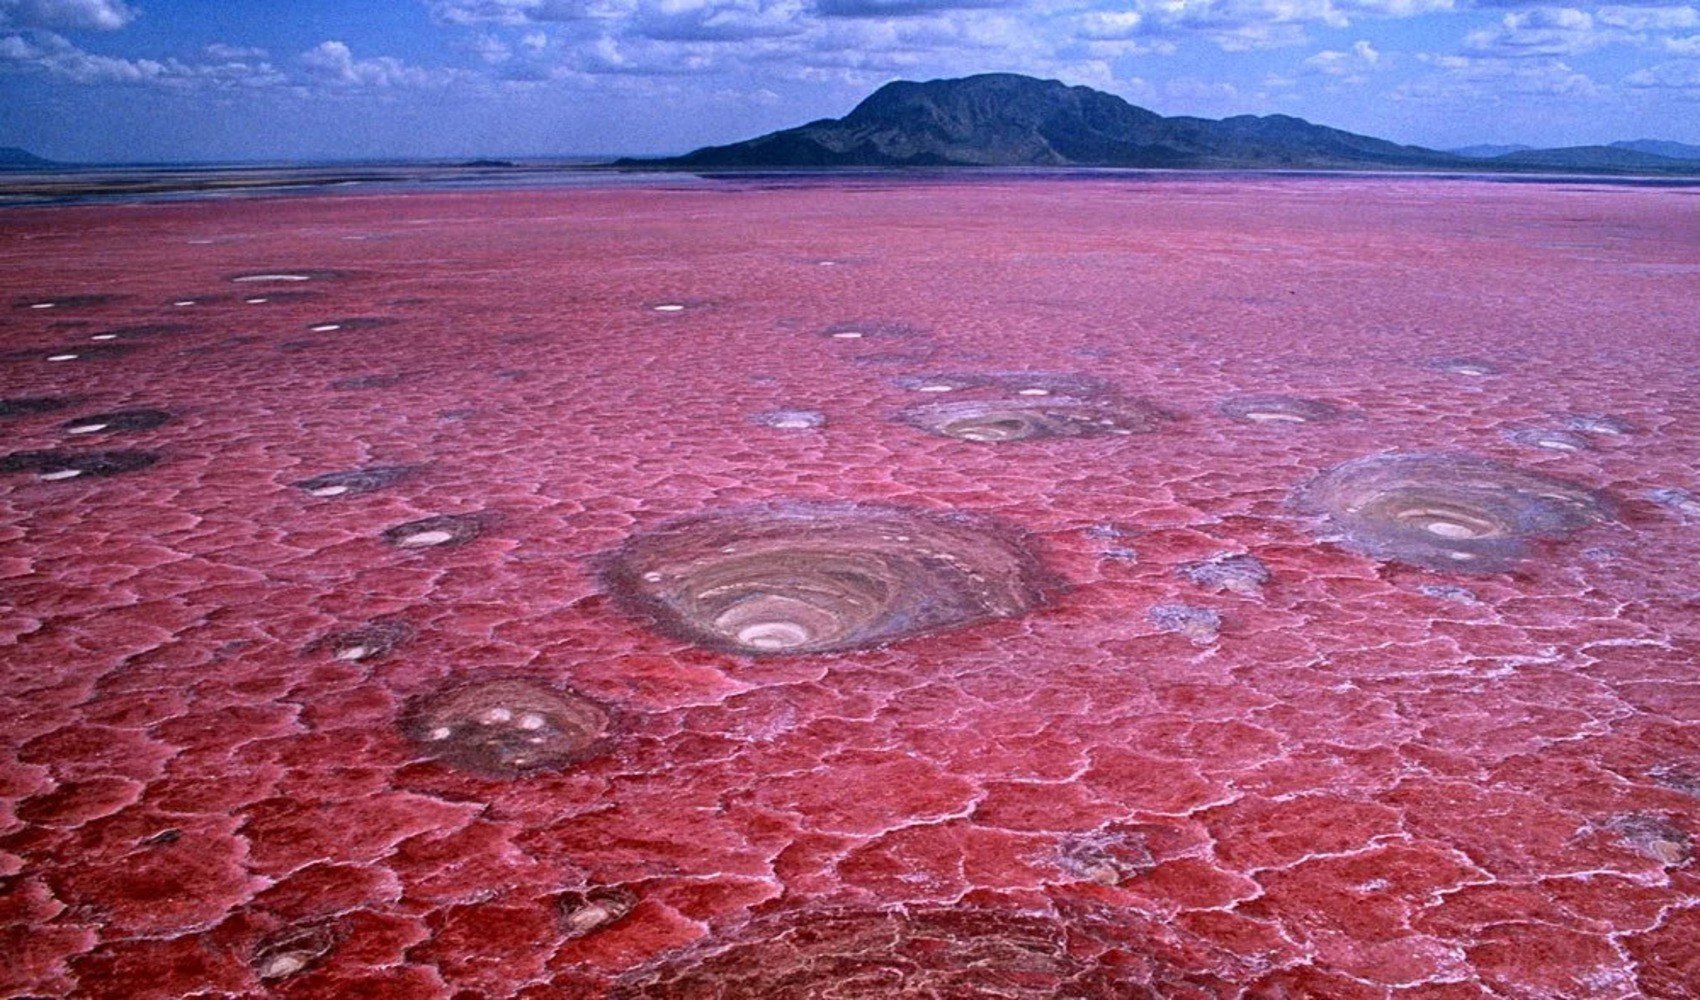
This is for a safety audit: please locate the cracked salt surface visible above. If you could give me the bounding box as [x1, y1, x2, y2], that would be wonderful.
[2, 177, 1698, 998]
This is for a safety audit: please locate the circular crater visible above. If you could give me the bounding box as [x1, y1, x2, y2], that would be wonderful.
[1296, 452, 1612, 572]
[330, 374, 406, 392]
[59, 409, 172, 436]
[402, 678, 611, 776]
[305, 317, 393, 333]
[15, 343, 136, 364]
[608, 905, 1150, 999]
[603, 501, 1054, 655]
[1218, 394, 1339, 425]
[899, 396, 1166, 442]
[1504, 428, 1590, 452]
[13, 294, 125, 311]
[1431, 357, 1501, 377]
[1564, 414, 1637, 436]
[227, 270, 347, 284]
[821, 319, 925, 342]
[382, 513, 487, 549]
[753, 408, 826, 431]
[304, 621, 411, 662]
[292, 466, 414, 498]
[0, 450, 160, 480]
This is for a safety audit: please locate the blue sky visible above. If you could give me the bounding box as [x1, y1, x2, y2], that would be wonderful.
[2, 0, 1697, 161]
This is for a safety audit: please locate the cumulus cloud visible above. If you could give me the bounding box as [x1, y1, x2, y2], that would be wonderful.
[1464, 7, 1607, 56]
[1402, 51, 1602, 98]
[1625, 58, 1700, 87]
[1303, 38, 1381, 74]
[0, 29, 284, 86]
[426, 0, 611, 25]
[814, 0, 1015, 17]
[1596, 4, 1698, 30]
[300, 40, 462, 86]
[636, 0, 807, 41]
[0, 0, 133, 31]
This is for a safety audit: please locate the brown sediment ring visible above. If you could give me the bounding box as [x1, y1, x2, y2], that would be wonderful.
[293, 465, 414, 498]
[1218, 394, 1340, 425]
[401, 678, 612, 777]
[1297, 452, 1612, 572]
[899, 396, 1167, 443]
[602, 501, 1056, 655]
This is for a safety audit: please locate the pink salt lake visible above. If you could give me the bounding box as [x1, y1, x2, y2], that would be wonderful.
[2, 176, 1698, 997]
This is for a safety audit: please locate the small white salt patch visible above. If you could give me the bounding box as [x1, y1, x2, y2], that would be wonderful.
[771, 418, 815, 429]
[310, 324, 342, 333]
[334, 645, 371, 661]
[1424, 521, 1477, 539]
[40, 469, 83, 481]
[47, 353, 78, 362]
[818, 260, 838, 266]
[29, 302, 56, 309]
[1017, 388, 1050, 396]
[1246, 411, 1305, 423]
[652, 304, 686, 312]
[246, 297, 268, 304]
[398, 529, 455, 547]
[517, 712, 546, 731]
[1538, 439, 1580, 451]
[428, 726, 453, 741]
[309, 484, 351, 497]
[174, 300, 196, 307]
[90, 333, 118, 341]
[233, 274, 311, 282]
[830, 331, 864, 340]
[258, 954, 308, 980]
[917, 384, 955, 393]
[643, 571, 663, 582]
[482, 707, 513, 724]
[66, 423, 106, 435]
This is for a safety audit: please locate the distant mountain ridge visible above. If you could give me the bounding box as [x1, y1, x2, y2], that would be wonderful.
[0, 147, 57, 170]
[622, 74, 1700, 176]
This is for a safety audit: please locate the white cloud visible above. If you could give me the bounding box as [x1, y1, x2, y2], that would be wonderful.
[0, 0, 134, 31]
[1625, 58, 1700, 88]
[0, 30, 284, 86]
[300, 40, 463, 86]
[1595, 5, 1698, 31]
[203, 42, 269, 60]
[1464, 7, 1610, 57]
[1303, 37, 1381, 73]
[1402, 51, 1602, 99]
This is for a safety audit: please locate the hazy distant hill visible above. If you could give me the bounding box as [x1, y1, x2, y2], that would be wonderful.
[627, 74, 1466, 171]
[1610, 139, 1700, 160]
[1450, 144, 1534, 158]
[1484, 145, 1700, 172]
[0, 147, 57, 170]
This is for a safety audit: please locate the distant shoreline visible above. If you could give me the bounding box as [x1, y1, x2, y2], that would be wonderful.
[4, 162, 1700, 208]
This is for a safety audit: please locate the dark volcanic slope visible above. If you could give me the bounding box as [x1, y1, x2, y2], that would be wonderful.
[0, 146, 57, 170]
[635, 73, 1468, 170]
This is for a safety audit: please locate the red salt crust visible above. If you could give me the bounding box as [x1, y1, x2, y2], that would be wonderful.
[2, 177, 1699, 996]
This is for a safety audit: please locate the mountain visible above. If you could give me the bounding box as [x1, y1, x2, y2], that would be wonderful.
[1484, 145, 1700, 172]
[625, 74, 1465, 171]
[1450, 144, 1533, 158]
[1610, 139, 1700, 160]
[0, 147, 58, 170]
